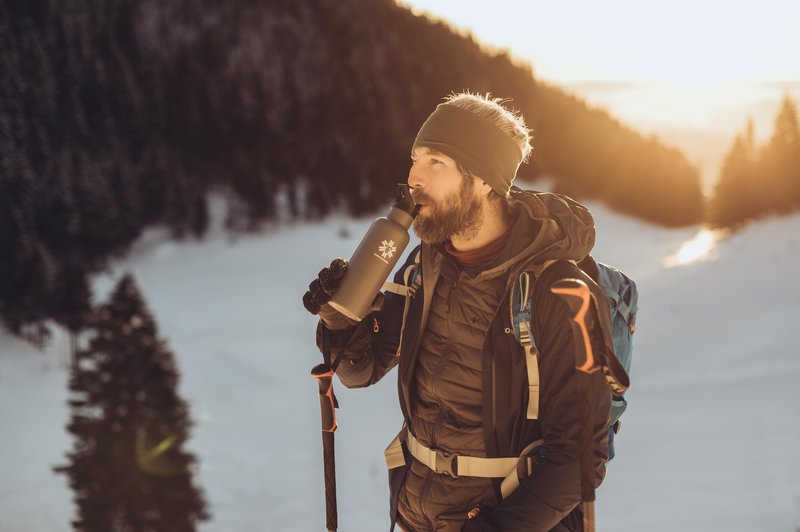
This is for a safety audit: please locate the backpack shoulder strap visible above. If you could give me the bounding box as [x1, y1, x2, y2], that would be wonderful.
[511, 259, 569, 420]
[380, 248, 423, 359]
[382, 248, 422, 296]
[514, 270, 539, 420]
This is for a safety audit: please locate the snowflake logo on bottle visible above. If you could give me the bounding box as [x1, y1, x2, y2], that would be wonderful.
[378, 239, 397, 260]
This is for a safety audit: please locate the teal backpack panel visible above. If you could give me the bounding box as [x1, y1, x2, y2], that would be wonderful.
[594, 261, 637, 460]
[512, 259, 638, 461]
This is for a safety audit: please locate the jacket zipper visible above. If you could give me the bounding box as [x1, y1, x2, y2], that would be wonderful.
[421, 276, 457, 531]
[429, 274, 458, 408]
[492, 356, 497, 431]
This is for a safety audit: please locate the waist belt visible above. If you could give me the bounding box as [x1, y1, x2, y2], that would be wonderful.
[405, 430, 518, 478]
[386, 428, 543, 499]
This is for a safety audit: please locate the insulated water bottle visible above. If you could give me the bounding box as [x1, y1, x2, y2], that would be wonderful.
[328, 184, 418, 321]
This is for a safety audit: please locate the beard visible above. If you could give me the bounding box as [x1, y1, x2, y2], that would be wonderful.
[412, 178, 483, 244]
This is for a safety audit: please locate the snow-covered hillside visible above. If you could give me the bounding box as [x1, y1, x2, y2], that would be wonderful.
[2, 203, 799, 532]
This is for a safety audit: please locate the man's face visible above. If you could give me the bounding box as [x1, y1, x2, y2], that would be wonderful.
[408, 147, 483, 244]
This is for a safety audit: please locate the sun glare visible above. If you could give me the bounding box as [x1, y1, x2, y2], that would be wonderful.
[663, 228, 728, 268]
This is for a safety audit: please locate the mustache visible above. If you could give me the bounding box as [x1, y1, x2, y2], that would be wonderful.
[411, 189, 432, 205]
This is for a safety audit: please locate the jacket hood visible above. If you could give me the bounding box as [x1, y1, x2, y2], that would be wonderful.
[463, 188, 597, 280]
[511, 187, 596, 260]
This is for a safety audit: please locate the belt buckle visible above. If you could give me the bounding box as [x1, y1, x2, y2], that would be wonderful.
[435, 448, 458, 478]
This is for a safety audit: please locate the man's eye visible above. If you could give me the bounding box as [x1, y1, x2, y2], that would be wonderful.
[430, 159, 442, 165]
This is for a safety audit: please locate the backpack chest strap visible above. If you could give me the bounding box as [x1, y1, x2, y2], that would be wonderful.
[382, 280, 413, 297]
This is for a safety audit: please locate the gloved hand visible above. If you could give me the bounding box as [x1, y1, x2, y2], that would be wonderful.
[303, 258, 384, 330]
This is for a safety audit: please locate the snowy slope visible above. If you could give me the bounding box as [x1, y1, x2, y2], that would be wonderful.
[592, 214, 800, 531]
[1, 203, 799, 532]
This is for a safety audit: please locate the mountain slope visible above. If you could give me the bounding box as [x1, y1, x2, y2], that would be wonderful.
[2, 206, 798, 530]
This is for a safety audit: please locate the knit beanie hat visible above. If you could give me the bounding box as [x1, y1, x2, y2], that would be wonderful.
[412, 103, 523, 196]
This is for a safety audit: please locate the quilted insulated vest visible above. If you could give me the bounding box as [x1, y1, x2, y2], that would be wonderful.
[397, 242, 520, 530]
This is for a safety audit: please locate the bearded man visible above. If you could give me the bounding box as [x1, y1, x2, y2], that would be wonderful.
[304, 93, 613, 531]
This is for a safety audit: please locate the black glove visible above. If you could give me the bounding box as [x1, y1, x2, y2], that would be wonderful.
[316, 317, 375, 366]
[303, 258, 384, 330]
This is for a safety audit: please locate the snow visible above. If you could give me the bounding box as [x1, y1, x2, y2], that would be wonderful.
[2, 202, 800, 531]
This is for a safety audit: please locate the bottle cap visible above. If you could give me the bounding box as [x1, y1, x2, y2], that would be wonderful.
[394, 184, 419, 217]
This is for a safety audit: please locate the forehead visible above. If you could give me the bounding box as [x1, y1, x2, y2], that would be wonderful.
[411, 146, 455, 161]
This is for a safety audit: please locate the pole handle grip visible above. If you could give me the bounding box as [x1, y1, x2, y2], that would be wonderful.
[311, 363, 337, 432]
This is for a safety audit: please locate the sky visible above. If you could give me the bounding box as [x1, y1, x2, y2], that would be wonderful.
[399, 0, 800, 187]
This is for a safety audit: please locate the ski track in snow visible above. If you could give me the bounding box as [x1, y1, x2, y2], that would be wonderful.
[1, 204, 799, 531]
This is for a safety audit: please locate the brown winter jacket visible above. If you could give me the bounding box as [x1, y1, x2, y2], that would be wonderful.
[322, 190, 613, 532]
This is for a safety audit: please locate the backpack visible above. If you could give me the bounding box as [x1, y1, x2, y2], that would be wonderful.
[383, 250, 638, 460]
[510, 256, 638, 460]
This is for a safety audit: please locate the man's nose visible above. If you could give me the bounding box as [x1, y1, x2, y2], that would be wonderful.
[408, 163, 424, 189]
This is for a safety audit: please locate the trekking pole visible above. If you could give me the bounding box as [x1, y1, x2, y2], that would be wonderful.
[311, 362, 338, 532]
[577, 375, 597, 532]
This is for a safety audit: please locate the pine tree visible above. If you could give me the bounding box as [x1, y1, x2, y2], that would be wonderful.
[55, 274, 209, 531]
[709, 120, 759, 227]
[709, 95, 800, 228]
[761, 94, 800, 212]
